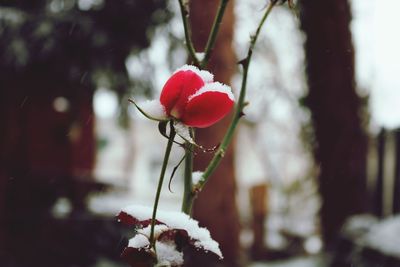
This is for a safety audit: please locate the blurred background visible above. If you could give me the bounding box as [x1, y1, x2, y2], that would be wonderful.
[1, 0, 399, 266]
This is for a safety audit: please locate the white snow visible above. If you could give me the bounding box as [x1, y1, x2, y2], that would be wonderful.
[156, 241, 184, 266]
[139, 99, 167, 120]
[192, 171, 203, 185]
[127, 225, 184, 266]
[173, 121, 195, 144]
[128, 233, 150, 249]
[364, 215, 400, 257]
[188, 82, 235, 102]
[174, 64, 214, 83]
[120, 205, 223, 258]
[195, 52, 206, 62]
[128, 225, 168, 249]
[250, 255, 326, 267]
[342, 214, 378, 241]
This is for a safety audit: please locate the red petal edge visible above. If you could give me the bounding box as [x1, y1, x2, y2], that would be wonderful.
[181, 91, 234, 128]
[117, 211, 140, 227]
[116, 212, 162, 227]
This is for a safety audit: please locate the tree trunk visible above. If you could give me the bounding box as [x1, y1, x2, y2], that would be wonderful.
[0, 76, 96, 260]
[189, 1, 241, 266]
[299, 0, 368, 245]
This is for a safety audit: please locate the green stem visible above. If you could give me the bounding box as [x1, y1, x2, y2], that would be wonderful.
[200, 0, 229, 68]
[197, 1, 277, 189]
[178, 0, 200, 66]
[180, 0, 229, 213]
[182, 128, 194, 214]
[150, 121, 176, 247]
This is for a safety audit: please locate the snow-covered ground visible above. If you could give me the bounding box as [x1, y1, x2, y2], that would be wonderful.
[250, 255, 327, 267]
[339, 214, 400, 265]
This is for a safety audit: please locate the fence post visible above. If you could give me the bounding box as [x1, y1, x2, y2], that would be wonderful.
[374, 128, 385, 217]
[249, 183, 268, 260]
[393, 128, 400, 214]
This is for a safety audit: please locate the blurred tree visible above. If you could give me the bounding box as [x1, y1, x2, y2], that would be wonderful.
[189, 1, 241, 266]
[0, 1, 169, 265]
[299, 0, 368, 245]
[0, 0, 170, 90]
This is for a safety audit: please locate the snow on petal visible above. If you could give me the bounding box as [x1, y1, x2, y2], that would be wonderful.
[181, 84, 234, 128]
[156, 241, 184, 266]
[128, 233, 150, 249]
[120, 205, 223, 258]
[138, 99, 167, 120]
[128, 224, 170, 249]
[174, 64, 214, 83]
[120, 205, 155, 222]
[188, 82, 234, 102]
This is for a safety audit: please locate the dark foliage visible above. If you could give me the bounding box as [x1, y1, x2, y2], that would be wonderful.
[0, 1, 170, 266]
[0, 0, 171, 91]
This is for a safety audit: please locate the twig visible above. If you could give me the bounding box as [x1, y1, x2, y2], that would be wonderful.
[178, 0, 200, 66]
[182, 128, 194, 214]
[200, 0, 230, 68]
[150, 121, 176, 248]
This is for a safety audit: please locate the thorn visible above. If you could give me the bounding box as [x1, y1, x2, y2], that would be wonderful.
[218, 148, 226, 158]
[238, 58, 248, 67]
[192, 184, 202, 194]
[196, 143, 220, 153]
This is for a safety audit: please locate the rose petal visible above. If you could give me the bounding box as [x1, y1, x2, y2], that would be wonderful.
[119, 205, 223, 258]
[116, 211, 162, 228]
[160, 70, 205, 119]
[188, 82, 234, 102]
[181, 83, 234, 128]
[121, 247, 156, 267]
[117, 211, 140, 227]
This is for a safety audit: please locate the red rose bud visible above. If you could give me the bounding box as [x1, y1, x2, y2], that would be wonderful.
[160, 65, 234, 128]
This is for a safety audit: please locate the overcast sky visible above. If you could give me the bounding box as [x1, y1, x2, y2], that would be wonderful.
[352, 0, 400, 130]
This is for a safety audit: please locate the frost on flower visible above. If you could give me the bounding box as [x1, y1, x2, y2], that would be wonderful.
[130, 64, 234, 128]
[139, 99, 167, 121]
[188, 82, 234, 102]
[173, 121, 194, 144]
[155, 241, 184, 266]
[173, 64, 214, 83]
[117, 205, 223, 266]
